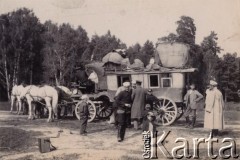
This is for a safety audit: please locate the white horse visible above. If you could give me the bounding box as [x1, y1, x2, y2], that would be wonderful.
[20, 85, 58, 122]
[11, 84, 25, 114]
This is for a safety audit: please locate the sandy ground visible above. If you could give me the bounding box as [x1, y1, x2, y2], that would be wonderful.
[0, 102, 239, 160]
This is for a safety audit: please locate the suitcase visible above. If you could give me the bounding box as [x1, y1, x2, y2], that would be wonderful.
[38, 138, 51, 153]
[38, 131, 61, 153]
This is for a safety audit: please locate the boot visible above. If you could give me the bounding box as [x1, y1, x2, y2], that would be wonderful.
[185, 117, 190, 128]
[117, 125, 122, 142]
[189, 117, 196, 129]
[212, 129, 219, 137]
[133, 120, 138, 130]
[120, 125, 126, 140]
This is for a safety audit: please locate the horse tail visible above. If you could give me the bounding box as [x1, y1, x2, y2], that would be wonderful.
[52, 90, 59, 115]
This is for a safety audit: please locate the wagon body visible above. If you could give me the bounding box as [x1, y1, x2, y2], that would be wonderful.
[103, 68, 197, 125]
[67, 66, 197, 125]
[105, 68, 196, 102]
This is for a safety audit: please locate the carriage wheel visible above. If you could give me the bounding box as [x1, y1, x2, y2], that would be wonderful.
[75, 100, 97, 122]
[96, 97, 113, 119]
[152, 97, 177, 126]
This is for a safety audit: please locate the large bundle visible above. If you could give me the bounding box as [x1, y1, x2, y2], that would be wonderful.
[102, 49, 129, 71]
[156, 42, 189, 68]
[85, 62, 107, 90]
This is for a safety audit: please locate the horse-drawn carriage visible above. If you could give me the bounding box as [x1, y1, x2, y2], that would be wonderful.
[14, 42, 196, 125]
[60, 42, 197, 125]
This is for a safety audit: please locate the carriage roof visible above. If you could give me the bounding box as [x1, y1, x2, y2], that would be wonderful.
[105, 68, 197, 75]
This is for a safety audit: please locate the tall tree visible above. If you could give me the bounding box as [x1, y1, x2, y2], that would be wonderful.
[41, 21, 89, 85]
[218, 53, 240, 102]
[176, 16, 196, 45]
[0, 8, 44, 100]
[83, 31, 126, 61]
[140, 40, 155, 66]
[201, 31, 222, 88]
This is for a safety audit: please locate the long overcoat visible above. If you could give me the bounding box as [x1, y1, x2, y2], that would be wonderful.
[131, 86, 146, 119]
[204, 87, 225, 130]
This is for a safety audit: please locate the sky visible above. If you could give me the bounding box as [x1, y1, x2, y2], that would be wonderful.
[0, 0, 239, 56]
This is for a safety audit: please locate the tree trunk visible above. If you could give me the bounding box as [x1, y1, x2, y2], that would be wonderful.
[30, 60, 33, 84]
[15, 52, 20, 85]
[4, 52, 10, 100]
[55, 74, 59, 86]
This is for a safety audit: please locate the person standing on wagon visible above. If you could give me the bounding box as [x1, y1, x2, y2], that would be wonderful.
[115, 82, 132, 142]
[131, 80, 146, 130]
[183, 83, 203, 129]
[204, 80, 224, 137]
[79, 95, 90, 135]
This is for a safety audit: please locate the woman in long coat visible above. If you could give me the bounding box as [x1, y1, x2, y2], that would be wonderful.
[204, 80, 224, 136]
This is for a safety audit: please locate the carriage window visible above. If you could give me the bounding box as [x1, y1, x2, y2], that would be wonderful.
[149, 74, 159, 88]
[161, 78, 172, 87]
[117, 75, 130, 87]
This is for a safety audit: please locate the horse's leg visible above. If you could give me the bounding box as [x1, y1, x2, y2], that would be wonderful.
[32, 102, 37, 119]
[10, 96, 15, 113]
[26, 96, 33, 120]
[45, 98, 52, 122]
[52, 95, 59, 120]
[17, 96, 22, 115]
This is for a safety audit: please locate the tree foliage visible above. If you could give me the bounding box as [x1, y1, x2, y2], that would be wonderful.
[0, 8, 44, 100]
[217, 53, 240, 101]
[41, 21, 89, 85]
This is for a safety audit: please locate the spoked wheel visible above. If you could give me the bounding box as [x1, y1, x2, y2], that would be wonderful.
[153, 97, 178, 126]
[95, 97, 113, 119]
[75, 100, 97, 122]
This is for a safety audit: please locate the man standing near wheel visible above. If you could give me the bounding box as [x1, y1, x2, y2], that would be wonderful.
[183, 83, 203, 129]
[115, 81, 132, 142]
[79, 95, 89, 136]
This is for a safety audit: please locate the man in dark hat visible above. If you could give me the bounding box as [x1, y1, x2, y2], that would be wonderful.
[131, 80, 146, 130]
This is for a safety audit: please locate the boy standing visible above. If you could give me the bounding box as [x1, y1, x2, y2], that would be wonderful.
[184, 83, 203, 129]
[79, 95, 89, 135]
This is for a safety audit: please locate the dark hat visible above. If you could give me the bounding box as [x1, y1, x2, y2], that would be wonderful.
[136, 80, 142, 85]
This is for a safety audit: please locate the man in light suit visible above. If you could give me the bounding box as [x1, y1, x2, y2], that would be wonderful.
[183, 83, 203, 129]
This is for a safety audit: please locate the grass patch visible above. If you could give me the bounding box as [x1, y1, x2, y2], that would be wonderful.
[0, 127, 42, 152]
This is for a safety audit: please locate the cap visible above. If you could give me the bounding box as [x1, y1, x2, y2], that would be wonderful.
[210, 80, 218, 86]
[123, 82, 130, 87]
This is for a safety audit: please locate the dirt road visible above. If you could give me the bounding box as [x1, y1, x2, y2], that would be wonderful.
[0, 102, 239, 160]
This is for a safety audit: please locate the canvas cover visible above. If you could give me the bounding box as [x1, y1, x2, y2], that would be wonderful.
[156, 42, 189, 68]
[102, 52, 124, 64]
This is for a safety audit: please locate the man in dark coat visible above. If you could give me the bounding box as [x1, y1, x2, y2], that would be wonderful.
[115, 82, 132, 142]
[79, 95, 89, 135]
[131, 80, 146, 130]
